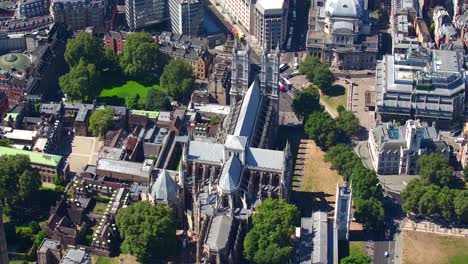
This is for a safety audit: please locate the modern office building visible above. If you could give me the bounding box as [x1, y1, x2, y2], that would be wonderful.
[125, 0, 167, 30]
[368, 120, 450, 175]
[50, 0, 105, 31]
[169, 0, 203, 36]
[375, 48, 465, 129]
[254, 0, 288, 50]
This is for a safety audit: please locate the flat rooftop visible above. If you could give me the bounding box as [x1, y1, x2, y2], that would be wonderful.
[96, 158, 153, 179]
[0, 146, 62, 167]
[5, 129, 37, 141]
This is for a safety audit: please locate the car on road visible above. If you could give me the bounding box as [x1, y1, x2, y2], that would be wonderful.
[385, 229, 391, 240]
[384, 251, 389, 258]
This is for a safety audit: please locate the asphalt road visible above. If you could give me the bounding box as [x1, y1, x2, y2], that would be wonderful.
[374, 240, 395, 264]
[285, 0, 307, 52]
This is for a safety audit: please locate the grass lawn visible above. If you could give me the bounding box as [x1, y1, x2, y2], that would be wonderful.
[349, 241, 365, 256]
[300, 140, 343, 204]
[98, 80, 164, 105]
[93, 255, 140, 264]
[321, 84, 347, 113]
[92, 202, 108, 215]
[403, 231, 468, 264]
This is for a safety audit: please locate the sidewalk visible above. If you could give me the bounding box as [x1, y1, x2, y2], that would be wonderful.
[393, 221, 403, 264]
[402, 218, 468, 238]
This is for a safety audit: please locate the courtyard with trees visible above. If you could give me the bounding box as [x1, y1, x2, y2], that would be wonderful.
[58, 32, 194, 111]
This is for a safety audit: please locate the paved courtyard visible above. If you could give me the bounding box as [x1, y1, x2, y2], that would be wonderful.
[341, 74, 376, 129]
[57, 136, 102, 173]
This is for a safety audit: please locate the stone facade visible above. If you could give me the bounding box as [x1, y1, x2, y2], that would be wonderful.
[306, 0, 378, 70]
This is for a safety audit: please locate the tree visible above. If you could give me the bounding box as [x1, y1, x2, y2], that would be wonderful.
[120, 32, 159, 78]
[64, 31, 103, 67]
[402, 179, 425, 214]
[417, 185, 440, 216]
[437, 187, 455, 220]
[160, 60, 194, 100]
[325, 145, 362, 180]
[0, 139, 12, 147]
[299, 56, 321, 82]
[103, 48, 121, 73]
[116, 202, 177, 262]
[354, 197, 384, 228]
[340, 254, 372, 264]
[313, 64, 334, 94]
[336, 110, 360, 138]
[304, 111, 337, 150]
[59, 59, 100, 101]
[350, 168, 383, 201]
[88, 107, 114, 138]
[125, 94, 140, 110]
[243, 199, 300, 264]
[292, 85, 321, 119]
[143, 89, 171, 111]
[463, 166, 468, 182]
[418, 154, 454, 187]
[454, 191, 468, 224]
[0, 155, 41, 221]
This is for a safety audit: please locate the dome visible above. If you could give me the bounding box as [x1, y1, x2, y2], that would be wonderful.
[325, 0, 362, 18]
[0, 53, 31, 73]
[4, 54, 17, 62]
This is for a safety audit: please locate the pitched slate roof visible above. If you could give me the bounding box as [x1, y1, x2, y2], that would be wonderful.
[219, 155, 242, 193]
[150, 169, 178, 204]
[233, 80, 261, 138]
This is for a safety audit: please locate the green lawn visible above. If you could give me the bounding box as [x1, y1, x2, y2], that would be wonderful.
[95, 256, 117, 264]
[92, 202, 108, 215]
[321, 84, 347, 113]
[99, 80, 163, 99]
[349, 241, 365, 256]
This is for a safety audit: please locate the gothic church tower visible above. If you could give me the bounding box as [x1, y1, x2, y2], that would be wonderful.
[230, 41, 250, 105]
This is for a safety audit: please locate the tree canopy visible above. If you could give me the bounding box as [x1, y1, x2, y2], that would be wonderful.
[59, 59, 100, 101]
[243, 199, 300, 264]
[0, 139, 12, 147]
[402, 177, 468, 224]
[325, 145, 384, 228]
[418, 154, 454, 187]
[340, 254, 372, 264]
[313, 64, 334, 94]
[292, 85, 321, 119]
[88, 107, 114, 137]
[64, 31, 103, 67]
[299, 56, 321, 82]
[160, 60, 194, 101]
[305, 111, 338, 150]
[120, 32, 159, 78]
[125, 94, 140, 110]
[0, 155, 41, 221]
[143, 89, 171, 111]
[336, 110, 360, 138]
[116, 202, 177, 262]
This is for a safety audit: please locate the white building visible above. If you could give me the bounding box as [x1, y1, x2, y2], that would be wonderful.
[169, 0, 203, 36]
[306, 0, 378, 70]
[215, 0, 256, 34]
[368, 120, 450, 175]
[125, 0, 167, 30]
[254, 0, 288, 50]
